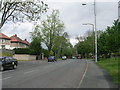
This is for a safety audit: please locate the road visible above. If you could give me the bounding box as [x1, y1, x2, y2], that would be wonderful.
[1, 59, 118, 88]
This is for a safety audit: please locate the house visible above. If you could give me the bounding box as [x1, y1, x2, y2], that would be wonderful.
[10, 34, 30, 49]
[0, 33, 30, 50]
[0, 33, 11, 49]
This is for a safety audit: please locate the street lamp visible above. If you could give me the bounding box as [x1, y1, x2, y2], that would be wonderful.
[82, 0, 97, 62]
[83, 23, 94, 32]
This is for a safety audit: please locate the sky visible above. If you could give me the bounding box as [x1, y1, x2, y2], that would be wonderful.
[1, 0, 119, 47]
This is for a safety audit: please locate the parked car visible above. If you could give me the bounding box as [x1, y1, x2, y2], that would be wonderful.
[0, 57, 18, 71]
[48, 56, 57, 62]
[77, 57, 81, 59]
[72, 56, 77, 59]
[62, 56, 67, 60]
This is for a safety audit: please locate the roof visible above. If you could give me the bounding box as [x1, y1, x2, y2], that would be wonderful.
[10, 34, 23, 43]
[0, 33, 10, 40]
[10, 34, 30, 46]
[22, 39, 30, 46]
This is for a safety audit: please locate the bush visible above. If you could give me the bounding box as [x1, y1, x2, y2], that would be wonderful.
[14, 48, 30, 54]
[13, 48, 41, 55]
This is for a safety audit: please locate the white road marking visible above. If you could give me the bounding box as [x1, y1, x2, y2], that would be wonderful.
[2, 70, 15, 73]
[0, 77, 12, 80]
[77, 60, 88, 88]
[24, 69, 37, 74]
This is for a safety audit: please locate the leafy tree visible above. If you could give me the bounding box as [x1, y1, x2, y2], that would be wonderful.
[75, 31, 95, 58]
[98, 20, 120, 57]
[31, 10, 73, 57]
[32, 10, 64, 56]
[29, 37, 42, 55]
[42, 49, 49, 57]
[53, 32, 71, 58]
[41, 10, 64, 55]
[0, 0, 48, 29]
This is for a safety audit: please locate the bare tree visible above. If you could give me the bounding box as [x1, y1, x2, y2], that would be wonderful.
[0, 0, 48, 29]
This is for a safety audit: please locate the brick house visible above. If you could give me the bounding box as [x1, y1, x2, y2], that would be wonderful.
[0, 33, 30, 50]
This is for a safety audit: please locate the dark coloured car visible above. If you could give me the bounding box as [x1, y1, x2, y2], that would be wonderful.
[0, 57, 18, 71]
[48, 56, 57, 62]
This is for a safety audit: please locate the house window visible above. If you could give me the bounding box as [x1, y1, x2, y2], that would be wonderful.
[2, 39, 5, 43]
[1, 45, 5, 49]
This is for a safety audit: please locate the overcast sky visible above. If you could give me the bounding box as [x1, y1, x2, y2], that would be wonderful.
[1, 0, 119, 47]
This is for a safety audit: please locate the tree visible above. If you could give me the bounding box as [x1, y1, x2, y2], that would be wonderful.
[75, 31, 95, 58]
[30, 26, 42, 55]
[53, 33, 73, 58]
[0, 0, 48, 29]
[29, 37, 42, 55]
[98, 20, 120, 57]
[40, 10, 64, 55]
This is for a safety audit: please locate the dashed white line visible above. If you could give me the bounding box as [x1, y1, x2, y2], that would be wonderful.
[0, 77, 12, 81]
[2, 70, 15, 73]
[77, 60, 88, 88]
[24, 69, 37, 74]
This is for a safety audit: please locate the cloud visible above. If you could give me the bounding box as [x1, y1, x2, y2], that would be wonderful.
[1, 1, 118, 47]
[1, 22, 33, 41]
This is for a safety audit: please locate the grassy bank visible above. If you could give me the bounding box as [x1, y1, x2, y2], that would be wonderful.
[0, 52, 13, 57]
[97, 57, 120, 86]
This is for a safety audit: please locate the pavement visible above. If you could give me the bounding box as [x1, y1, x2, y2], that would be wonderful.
[1, 59, 119, 89]
[80, 60, 118, 88]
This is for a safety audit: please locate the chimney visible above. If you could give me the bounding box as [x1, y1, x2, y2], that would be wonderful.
[14, 34, 17, 37]
[25, 39, 27, 41]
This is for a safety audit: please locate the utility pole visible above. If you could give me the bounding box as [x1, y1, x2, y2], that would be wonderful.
[82, 0, 97, 62]
[94, 0, 97, 62]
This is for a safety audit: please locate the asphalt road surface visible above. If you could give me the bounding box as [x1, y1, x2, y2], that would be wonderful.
[1, 59, 118, 88]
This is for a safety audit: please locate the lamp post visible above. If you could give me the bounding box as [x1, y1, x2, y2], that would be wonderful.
[82, 0, 97, 62]
[83, 23, 94, 32]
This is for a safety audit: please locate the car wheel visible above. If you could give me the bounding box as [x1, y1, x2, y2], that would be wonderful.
[13, 64, 17, 69]
[0, 66, 4, 71]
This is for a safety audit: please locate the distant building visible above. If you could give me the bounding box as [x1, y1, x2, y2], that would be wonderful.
[0, 33, 30, 50]
[118, 1, 120, 21]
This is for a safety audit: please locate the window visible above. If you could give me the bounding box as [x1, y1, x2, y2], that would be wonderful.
[2, 39, 5, 43]
[1, 45, 5, 49]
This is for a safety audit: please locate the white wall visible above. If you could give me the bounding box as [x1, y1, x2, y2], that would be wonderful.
[13, 54, 36, 60]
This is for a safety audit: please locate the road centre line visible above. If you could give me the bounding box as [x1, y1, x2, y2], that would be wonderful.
[2, 70, 15, 73]
[24, 69, 38, 74]
[0, 77, 12, 81]
[77, 60, 88, 88]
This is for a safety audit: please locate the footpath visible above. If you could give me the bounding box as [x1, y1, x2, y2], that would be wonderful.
[80, 60, 119, 88]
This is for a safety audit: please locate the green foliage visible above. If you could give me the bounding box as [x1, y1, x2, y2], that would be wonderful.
[29, 37, 42, 55]
[76, 19, 120, 58]
[76, 31, 95, 58]
[42, 49, 49, 57]
[40, 10, 64, 55]
[98, 58, 120, 85]
[0, 0, 48, 29]
[50, 50, 54, 56]
[31, 9, 73, 57]
[98, 20, 120, 57]
[1, 52, 13, 57]
[14, 48, 30, 54]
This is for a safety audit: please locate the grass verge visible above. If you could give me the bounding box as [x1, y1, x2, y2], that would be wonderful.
[97, 57, 120, 86]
